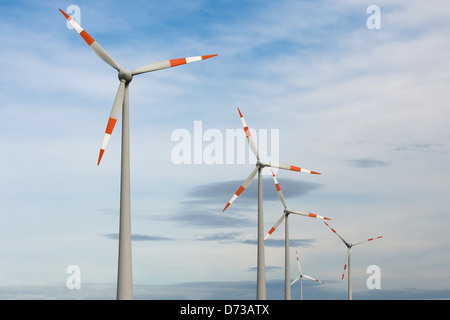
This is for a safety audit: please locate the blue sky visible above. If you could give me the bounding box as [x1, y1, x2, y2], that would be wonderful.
[0, 0, 449, 300]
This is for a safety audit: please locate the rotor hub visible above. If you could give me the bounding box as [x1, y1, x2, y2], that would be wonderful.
[256, 160, 267, 168]
[118, 68, 133, 83]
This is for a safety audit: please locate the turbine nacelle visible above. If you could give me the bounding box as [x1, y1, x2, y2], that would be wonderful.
[256, 160, 269, 168]
[118, 68, 133, 84]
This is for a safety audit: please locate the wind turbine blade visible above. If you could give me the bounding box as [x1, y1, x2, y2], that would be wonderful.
[290, 209, 331, 220]
[295, 249, 302, 275]
[223, 167, 258, 212]
[303, 274, 325, 284]
[237, 108, 260, 160]
[132, 54, 217, 76]
[295, 250, 325, 283]
[264, 212, 286, 240]
[342, 248, 351, 280]
[324, 222, 349, 247]
[271, 170, 287, 208]
[289, 275, 301, 287]
[97, 81, 126, 165]
[352, 236, 383, 246]
[269, 162, 321, 175]
[59, 9, 121, 71]
[269, 163, 321, 174]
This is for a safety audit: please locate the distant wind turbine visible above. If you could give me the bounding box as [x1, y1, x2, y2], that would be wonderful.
[223, 108, 321, 300]
[324, 221, 382, 300]
[264, 170, 330, 300]
[286, 249, 325, 300]
[59, 8, 217, 300]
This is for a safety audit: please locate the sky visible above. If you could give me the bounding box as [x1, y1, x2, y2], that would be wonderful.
[0, 0, 449, 300]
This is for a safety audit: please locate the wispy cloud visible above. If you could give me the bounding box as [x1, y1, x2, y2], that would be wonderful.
[149, 178, 322, 230]
[196, 232, 241, 242]
[241, 238, 316, 248]
[186, 178, 321, 203]
[391, 142, 445, 153]
[196, 232, 316, 248]
[346, 158, 390, 168]
[166, 203, 253, 228]
[103, 233, 174, 241]
[247, 266, 281, 273]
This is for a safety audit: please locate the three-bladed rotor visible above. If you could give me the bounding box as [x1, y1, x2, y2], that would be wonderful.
[264, 170, 330, 241]
[223, 108, 321, 212]
[59, 8, 217, 165]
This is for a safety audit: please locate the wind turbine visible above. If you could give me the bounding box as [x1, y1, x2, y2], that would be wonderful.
[287, 249, 325, 300]
[264, 170, 330, 300]
[222, 108, 321, 300]
[59, 8, 217, 300]
[324, 221, 382, 300]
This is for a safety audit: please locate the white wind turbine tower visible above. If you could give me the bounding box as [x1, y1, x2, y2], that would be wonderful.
[223, 108, 321, 300]
[264, 170, 330, 300]
[59, 9, 217, 300]
[288, 249, 325, 300]
[324, 222, 383, 300]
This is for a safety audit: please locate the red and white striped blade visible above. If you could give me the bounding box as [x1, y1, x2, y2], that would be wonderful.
[59, 9, 121, 71]
[290, 209, 331, 220]
[324, 221, 349, 246]
[264, 212, 286, 240]
[237, 108, 260, 161]
[352, 236, 383, 246]
[342, 248, 351, 280]
[97, 81, 126, 165]
[269, 162, 321, 175]
[303, 274, 325, 284]
[295, 249, 302, 274]
[271, 170, 330, 220]
[271, 170, 287, 208]
[132, 54, 218, 76]
[223, 167, 258, 212]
